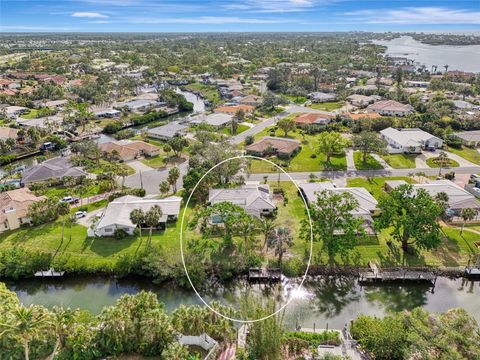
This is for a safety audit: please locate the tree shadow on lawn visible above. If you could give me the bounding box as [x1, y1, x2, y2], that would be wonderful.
[375, 242, 427, 267]
[428, 232, 466, 267]
[5, 223, 54, 245]
[88, 235, 143, 257]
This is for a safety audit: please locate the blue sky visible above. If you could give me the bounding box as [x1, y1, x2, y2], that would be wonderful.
[1, 0, 480, 32]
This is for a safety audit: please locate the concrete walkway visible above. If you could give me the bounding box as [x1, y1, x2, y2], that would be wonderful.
[346, 149, 356, 171]
[371, 153, 391, 169]
[415, 153, 429, 168]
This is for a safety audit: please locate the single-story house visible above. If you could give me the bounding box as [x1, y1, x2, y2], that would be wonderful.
[21, 157, 87, 185]
[147, 122, 188, 141]
[367, 100, 414, 117]
[94, 195, 182, 237]
[239, 95, 262, 106]
[214, 105, 255, 115]
[0, 126, 19, 141]
[17, 115, 64, 131]
[347, 94, 380, 107]
[94, 109, 121, 119]
[453, 131, 480, 147]
[404, 80, 430, 88]
[0, 188, 46, 233]
[380, 127, 443, 153]
[299, 182, 378, 234]
[99, 140, 159, 161]
[189, 113, 233, 129]
[453, 100, 480, 111]
[308, 92, 337, 103]
[293, 113, 334, 127]
[208, 184, 276, 218]
[385, 180, 480, 222]
[119, 99, 160, 112]
[245, 136, 301, 158]
[4, 105, 28, 118]
[44, 99, 69, 109]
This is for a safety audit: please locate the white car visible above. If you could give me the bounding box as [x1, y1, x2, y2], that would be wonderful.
[74, 211, 87, 219]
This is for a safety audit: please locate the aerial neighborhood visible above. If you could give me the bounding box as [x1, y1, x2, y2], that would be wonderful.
[1, 30, 480, 360]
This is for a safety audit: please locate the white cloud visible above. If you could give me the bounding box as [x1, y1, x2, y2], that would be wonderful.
[72, 12, 109, 18]
[344, 7, 480, 24]
[223, 0, 322, 13]
[124, 16, 290, 24]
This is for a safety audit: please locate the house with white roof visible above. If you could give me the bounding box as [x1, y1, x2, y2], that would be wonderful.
[208, 184, 276, 218]
[380, 127, 443, 154]
[93, 195, 182, 237]
[189, 113, 232, 129]
[385, 180, 480, 222]
[147, 122, 188, 140]
[299, 182, 378, 234]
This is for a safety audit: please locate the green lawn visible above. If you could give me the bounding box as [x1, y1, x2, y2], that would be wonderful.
[285, 94, 308, 104]
[184, 83, 221, 105]
[0, 210, 185, 272]
[36, 183, 105, 199]
[346, 176, 415, 200]
[353, 151, 383, 170]
[308, 101, 344, 111]
[426, 157, 459, 168]
[249, 127, 347, 173]
[221, 124, 249, 136]
[381, 153, 417, 169]
[140, 155, 167, 169]
[447, 146, 480, 165]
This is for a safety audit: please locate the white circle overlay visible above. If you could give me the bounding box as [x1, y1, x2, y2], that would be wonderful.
[179, 155, 313, 323]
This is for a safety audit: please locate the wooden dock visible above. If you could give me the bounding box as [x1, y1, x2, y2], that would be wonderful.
[248, 267, 282, 282]
[34, 269, 65, 278]
[359, 262, 436, 285]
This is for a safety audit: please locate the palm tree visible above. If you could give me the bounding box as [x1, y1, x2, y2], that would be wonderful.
[0, 305, 52, 360]
[434, 192, 449, 217]
[145, 206, 162, 249]
[444, 64, 449, 73]
[237, 213, 257, 259]
[259, 218, 277, 254]
[48, 306, 78, 360]
[117, 166, 129, 189]
[57, 202, 70, 245]
[159, 180, 170, 197]
[460, 208, 477, 234]
[167, 167, 180, 193]
[436, 151, 450, 176]
[267, 226, 293, 268]
[129, 208, 145, 240]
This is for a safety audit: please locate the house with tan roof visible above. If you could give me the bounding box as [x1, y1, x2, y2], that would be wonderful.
[245, 136, 301, 159]
[239, 95, 262, 106]
[344, 113, 382, 121]
[293, 113, 334, 128]
[0, 188, 46, 232]
[367, 100, 414, 117]
[214, 104, 255, 115]
[99, 140, 159, 162]
[0, 127, 19, 141]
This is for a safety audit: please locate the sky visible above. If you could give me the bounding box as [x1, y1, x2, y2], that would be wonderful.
[1, 0, 480, 33]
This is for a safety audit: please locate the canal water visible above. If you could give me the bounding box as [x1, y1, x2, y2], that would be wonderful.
[6, 276, 480, 329]
[373, 36, 480, 73]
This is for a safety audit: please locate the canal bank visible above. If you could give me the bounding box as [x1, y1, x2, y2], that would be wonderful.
[6, 275, 480, 329]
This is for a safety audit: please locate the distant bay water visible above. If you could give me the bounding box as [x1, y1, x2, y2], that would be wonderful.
[373, 36, 480, 73]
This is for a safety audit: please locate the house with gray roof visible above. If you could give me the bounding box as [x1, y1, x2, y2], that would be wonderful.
[93, 195, 182, 237]
[21, 157, 87, 185]
[189, 113, 232, 129]
[385, 180, 480, 222]
[119, 99, 160, 112]
[147, 121, 188, 140]
[453, 130, 480, 147]
[380, 127, 443, 153]
[308, 92, 337, 103]
[299, 182, 378, 234]
[208, 184, 276, 218]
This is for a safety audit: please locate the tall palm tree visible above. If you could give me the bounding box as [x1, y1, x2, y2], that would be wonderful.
[57, 202, 70, 245]
[167, 167, 180, 193]
[267, 226, 293, 268]
[145, 206, 162, 249]
[159, 180, 170, 197]
[48, 306, 78, 360]
[259, 218, 277, 254]
[444, 64, 449, 73]
[129, 208, 145, 240]
[460, 208, 477, 234]
[236, 213, 257, 259]
[436, 151, 450, 176]
[0, 305, 52, 360]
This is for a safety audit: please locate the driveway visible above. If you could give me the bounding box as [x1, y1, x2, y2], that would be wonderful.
[346, 149, 356, 171]
[443, 150, 477, 167]
[126, 159, 154, 173]
[371, 153, 391, 169]
[76, 208, 105, 228]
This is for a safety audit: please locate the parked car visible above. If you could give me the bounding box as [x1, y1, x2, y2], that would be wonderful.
[470, 174, 480, 181]
[60, 196, 80, 204]
[74, 211, 87, 219]
[40, 141, 55, 151]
